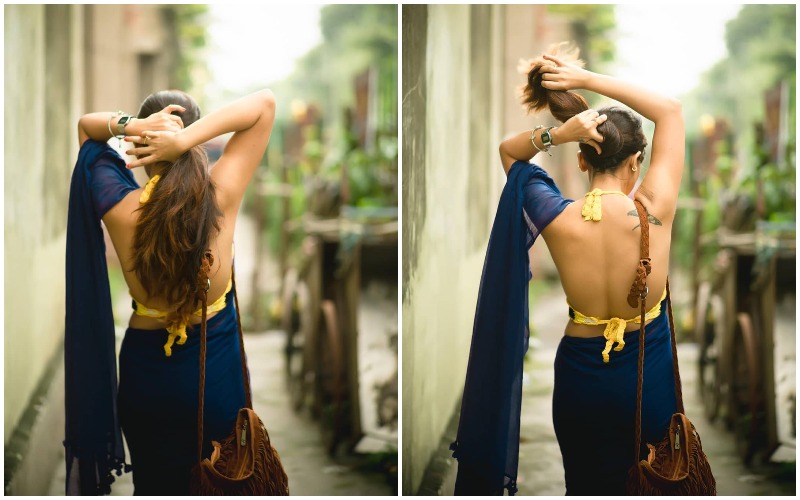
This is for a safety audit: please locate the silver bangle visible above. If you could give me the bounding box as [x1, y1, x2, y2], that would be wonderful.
[530, 125, 552, 157]
[107, 110, 123, 138]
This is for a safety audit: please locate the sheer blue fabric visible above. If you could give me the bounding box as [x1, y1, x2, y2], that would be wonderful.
[64, 140, 138, 494]
[451, 161, 572, 495]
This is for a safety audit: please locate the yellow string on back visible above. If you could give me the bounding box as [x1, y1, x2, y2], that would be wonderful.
[139, 174, 161, 204]
[581, 188, 628, 221]
[569, 288, 668, 363]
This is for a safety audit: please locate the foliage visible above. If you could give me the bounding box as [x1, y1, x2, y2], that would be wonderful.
[672, 5, 796, 273]
[263, 3, 398, 233]
[271, 5, 397, 136]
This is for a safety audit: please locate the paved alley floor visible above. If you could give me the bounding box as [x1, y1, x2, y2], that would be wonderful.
[430, 281, 795, 496]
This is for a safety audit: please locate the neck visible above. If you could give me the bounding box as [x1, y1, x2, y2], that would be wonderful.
[588, 171, 633, 193]
[146, 163, 168, 179]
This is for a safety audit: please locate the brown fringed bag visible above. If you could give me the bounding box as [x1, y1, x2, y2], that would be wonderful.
[625, 200, 716, 495]
[191, 253, 290, 495]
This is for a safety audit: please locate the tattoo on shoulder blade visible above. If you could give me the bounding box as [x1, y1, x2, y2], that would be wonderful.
[627, 208, 663, 230]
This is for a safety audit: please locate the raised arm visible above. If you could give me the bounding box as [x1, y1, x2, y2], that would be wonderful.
[541, 54, 684, 217]
[126, 89, 276, 213]
[499, 109, 608, 175]
[77, 106, 185, 147]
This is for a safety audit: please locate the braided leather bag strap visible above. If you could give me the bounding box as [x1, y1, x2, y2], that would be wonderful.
[197, 252, 213, 463]
[632, 199, 650, 469]
[631, 200, 686, 469]
[196, 254, 252, 463]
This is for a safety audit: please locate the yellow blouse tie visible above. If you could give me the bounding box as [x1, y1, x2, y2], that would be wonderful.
[139, 174, 161, 203]
[569, 288, 668, 363]
[581, 188, 628, 221]
[133, 278, 233, 356]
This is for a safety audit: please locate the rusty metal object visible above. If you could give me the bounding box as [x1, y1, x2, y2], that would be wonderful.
[731, 312, 763, 464]
[318, 299, 347, 455]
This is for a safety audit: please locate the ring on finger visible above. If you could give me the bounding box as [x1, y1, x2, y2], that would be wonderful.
[143, 135, 149, 144]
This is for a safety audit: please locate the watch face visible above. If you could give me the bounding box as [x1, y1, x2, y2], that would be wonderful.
[541, 130, 552, 146]
[118, 116, 132, 126]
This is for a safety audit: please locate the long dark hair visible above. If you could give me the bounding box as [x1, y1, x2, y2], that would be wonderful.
[131, 90, 222, 331]
[519, 43, 647, 173]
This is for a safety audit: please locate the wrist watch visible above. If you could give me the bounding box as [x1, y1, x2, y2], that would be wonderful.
[541, 126, 557, 148]
[116, 114, 134, 138]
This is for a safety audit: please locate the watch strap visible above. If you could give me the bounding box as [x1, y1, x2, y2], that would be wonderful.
[116, 114, 133, 137]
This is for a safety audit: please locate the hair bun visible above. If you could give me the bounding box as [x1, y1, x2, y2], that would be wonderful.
[596, 120, 624, 157]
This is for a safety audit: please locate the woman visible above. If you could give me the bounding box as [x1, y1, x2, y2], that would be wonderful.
[65, 89, 276, 495]
[450, 46, 684, 495]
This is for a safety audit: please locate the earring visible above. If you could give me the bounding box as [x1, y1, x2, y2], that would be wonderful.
[631, 165, 638, 172]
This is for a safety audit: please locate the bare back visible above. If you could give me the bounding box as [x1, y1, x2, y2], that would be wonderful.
[541, 193, 672, 337]
[102, 184, 239, 329]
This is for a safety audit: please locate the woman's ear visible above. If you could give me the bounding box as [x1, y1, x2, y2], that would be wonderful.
[577, 151, 589, 173]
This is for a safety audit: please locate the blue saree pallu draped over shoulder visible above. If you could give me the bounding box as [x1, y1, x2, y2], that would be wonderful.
[450, 161, 571, 495]
[65, 140, 138, 494]
[65, 140, 245, 495]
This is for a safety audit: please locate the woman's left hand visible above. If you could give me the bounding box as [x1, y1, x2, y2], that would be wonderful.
[124, 130, 187, 168]
[552, 109, 607, 154]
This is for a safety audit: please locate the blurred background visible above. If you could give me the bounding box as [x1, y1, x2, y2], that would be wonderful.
[402, 4, 795, 495]
[5, 4, 397, 495]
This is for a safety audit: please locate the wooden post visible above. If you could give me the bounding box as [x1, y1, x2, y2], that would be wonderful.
[342, 241, 363, 448]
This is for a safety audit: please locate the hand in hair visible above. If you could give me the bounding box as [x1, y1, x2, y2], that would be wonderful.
[555, 109, 607, 154]
[124, 130, 186, 168]
[539, 54, 593, 92]
[125, 104, 187, 138]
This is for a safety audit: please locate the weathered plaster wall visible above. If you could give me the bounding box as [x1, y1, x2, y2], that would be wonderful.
[402, 4, 507, 493]
[4, 4, 77, 446]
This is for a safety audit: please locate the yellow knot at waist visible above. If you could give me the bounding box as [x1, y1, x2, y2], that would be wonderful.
[132, 278, 232, 356]
[581, 188, 628, 222]
[139, 174, 161, 204]
[568, 288, 667, 363]
[601, 317, 627, 363]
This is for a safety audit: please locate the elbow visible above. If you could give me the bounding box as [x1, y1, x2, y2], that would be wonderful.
[498, 139, 510, 158]
[666, 97, 682, 115]
[258, 89, 276, 113]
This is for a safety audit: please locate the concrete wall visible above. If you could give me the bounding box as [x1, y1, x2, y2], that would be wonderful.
[4, 6, 82, 495]
[84, 5, 175, 114]
[401, 5, 507, 493]
[4, 2, 79, 446]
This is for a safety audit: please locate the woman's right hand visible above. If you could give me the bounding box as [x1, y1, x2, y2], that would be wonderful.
[552, 109, 607, 154]
[126, 105, 186, 137]
[124, 130, 187, 168]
